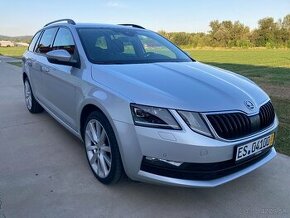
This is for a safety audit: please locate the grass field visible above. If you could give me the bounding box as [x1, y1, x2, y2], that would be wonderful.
[0, 46, 27, 58]
[1, 46, 289, 155]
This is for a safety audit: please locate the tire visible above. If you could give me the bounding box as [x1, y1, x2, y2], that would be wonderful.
[24, 78, 43, 113]
[83, 111, 123, 184]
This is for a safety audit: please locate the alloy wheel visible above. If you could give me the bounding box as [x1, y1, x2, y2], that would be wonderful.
[24, 80, 32, 110]
[84, 119, 112, 178]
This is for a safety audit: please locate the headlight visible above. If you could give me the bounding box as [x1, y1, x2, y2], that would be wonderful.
[177, 111, 213, 137]
[131, 104, 181, 130]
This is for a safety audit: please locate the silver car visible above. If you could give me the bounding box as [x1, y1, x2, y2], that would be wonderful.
[22, 19, 278, 187]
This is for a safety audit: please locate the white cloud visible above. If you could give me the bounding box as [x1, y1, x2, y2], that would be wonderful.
[106, 1, 126, 8]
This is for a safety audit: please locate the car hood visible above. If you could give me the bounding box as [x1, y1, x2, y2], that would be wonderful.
[91, 61, 269, 114]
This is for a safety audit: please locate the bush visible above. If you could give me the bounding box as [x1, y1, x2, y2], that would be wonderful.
[236, 40, 251, 48]
[266, 41, 275, 49]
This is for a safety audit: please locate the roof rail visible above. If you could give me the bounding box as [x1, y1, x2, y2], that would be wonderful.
[44, 19, 76, 27]
[118, 24, 145, 29]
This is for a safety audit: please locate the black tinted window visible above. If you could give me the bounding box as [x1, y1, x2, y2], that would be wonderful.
[28, 31, 41, 52]
[52, 28, 75, 55]
[36, 28, 57, 54]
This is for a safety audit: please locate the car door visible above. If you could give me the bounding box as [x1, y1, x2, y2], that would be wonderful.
[25, 30, 43, 100]
[32, 27, 58, 104]
[41, 27, 79, 130]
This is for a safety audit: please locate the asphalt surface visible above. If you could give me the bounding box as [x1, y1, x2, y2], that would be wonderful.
[0, 56, 290, 218]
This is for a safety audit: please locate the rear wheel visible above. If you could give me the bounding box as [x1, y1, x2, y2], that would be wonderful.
[24, 78, 43, 113]
[83, 111, 123, 184]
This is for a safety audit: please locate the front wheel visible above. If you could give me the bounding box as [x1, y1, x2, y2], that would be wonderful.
[24, 78, 43, 113]
[83, 111, 123, 184]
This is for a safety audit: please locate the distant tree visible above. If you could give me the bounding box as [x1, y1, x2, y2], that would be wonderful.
[158, 30, 168, 38]
[171, 32, 192, 46]
[191, 33, 210, 47]
[282, 14, 290, 30]
[159, 15, 290, 48]
[282, 14, 290, 47]
[252, 17, 278, 46]
[209, 20, 250, 47]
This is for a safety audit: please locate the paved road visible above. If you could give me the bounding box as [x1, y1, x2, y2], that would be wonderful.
[0, 57, 289, 218]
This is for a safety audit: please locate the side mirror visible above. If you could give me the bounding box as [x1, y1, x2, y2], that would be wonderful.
[46, 49, 79, 67]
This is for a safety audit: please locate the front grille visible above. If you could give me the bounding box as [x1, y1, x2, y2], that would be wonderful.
[141, 148, 272, 181]
[259, 101, 275, 129]
[207, 101, 275, 140]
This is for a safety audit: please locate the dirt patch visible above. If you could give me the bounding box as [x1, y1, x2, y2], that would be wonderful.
[258, 83, 290, 100]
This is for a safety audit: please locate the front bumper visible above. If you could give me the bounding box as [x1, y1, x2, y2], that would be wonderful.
[113, 115, 278, 188]
[138, 147, 276, 187]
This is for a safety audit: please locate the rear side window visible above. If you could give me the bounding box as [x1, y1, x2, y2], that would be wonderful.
[52, 28, 75, 55]
[28, 31, 41, 52]
[36, 28, 58, 54]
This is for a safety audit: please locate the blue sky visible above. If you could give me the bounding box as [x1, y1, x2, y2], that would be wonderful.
[1, 0, 289, 36]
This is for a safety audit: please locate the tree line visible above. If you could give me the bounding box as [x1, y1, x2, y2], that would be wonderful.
[158, 14, 290, 48]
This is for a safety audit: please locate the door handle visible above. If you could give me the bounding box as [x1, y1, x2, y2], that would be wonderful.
[41, 66, 49, 72]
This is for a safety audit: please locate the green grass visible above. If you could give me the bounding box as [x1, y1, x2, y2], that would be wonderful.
[7, 61, 22, 67]
[187, 49, 290, 68]
[0, 46, 27, 58]
[187, 49, 290, 86]
[186, 48, 290, 156]
[271, 97, 290, 155]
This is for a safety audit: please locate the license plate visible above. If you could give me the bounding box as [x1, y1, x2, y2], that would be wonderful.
[235, 133, 275, 161]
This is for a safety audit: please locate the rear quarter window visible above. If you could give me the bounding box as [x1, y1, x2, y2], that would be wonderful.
[28, 31, 41, 52]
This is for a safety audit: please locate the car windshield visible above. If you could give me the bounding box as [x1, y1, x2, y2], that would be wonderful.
[77, 27, 193, 64]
